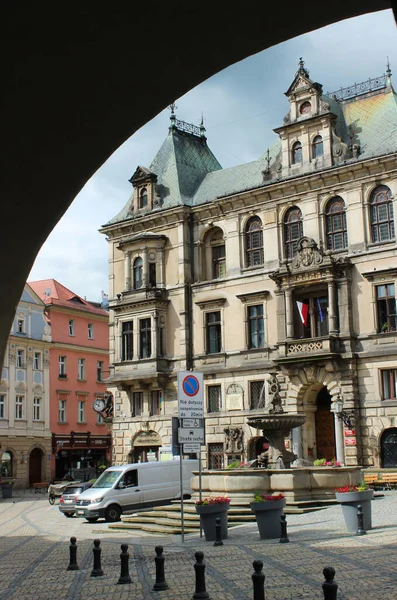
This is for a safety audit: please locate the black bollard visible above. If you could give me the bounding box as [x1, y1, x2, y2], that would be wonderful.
[91, 539, 104, 577]
[213, 517, 223, 547]
[193, 551, 211, 600]
[118, 543, 132, 584]
[279, 514, 289, 543]
[322, 566, 338, 600]
[67, 536, 79, 571]
[252, 560, 265, 600]
[153, 545, 169, 591]
[356, 505, 366, 536]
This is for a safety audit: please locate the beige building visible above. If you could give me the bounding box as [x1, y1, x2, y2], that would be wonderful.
[0, 285, 52, 487]
[100, 60, 397, 470]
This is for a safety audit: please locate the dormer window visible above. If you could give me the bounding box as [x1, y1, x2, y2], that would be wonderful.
[292, 141, 303, 164]
[133, 257, 143, 289]
[312, 135, 323, 159]
[139, 188, 148, 209]
[300, 101, 311, 115]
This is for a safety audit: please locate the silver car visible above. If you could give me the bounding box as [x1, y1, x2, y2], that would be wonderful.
[58, 482, 93, 517]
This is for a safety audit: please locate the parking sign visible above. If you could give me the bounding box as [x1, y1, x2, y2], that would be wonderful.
[178, 371, 204, 418]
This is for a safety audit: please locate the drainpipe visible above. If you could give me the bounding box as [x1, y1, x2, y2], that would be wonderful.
[186, 214, 195, 370]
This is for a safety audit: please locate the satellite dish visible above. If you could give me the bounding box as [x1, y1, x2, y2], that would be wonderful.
[44, 288, 52, 297]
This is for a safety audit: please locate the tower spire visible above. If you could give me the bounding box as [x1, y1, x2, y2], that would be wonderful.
[386, 57, 392, 85]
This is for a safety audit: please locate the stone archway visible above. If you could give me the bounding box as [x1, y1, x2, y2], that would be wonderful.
[131, 430, 162, 463]
[315, 387, 336, 461]
[381, 428, 397, 468]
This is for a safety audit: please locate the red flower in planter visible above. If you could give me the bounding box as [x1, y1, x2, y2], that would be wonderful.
[195, 496, 230, 506]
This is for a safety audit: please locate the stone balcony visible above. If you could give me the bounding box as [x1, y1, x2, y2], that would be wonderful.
[275, 336, 340, 364]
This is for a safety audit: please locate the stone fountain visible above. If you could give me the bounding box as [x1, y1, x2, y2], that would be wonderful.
[247, 376, 306, 469]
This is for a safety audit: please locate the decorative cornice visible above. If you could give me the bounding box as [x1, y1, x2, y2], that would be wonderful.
[195, 298, 227, 310]
[236, 291, 270, 302]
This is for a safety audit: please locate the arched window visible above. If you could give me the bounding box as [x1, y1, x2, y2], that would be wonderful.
[1, 451, 13, 478]
[292, 141, 302, 164]
[245, 216, 263, 267]
[133, 257, 143, 289]
[326, 197, 348, 251]
[139, 187, 148, 209]
[312, 135, 323, 159]
[210, 229, 226, 279]
[370, 185, 395, 243]
[284, 207, 303, 259]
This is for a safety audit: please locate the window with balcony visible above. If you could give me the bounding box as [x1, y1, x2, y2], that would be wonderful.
[294, 295, 329, 338]
[33, 352, 41, 370]
[139, 318, 151, 359]
[206, 311, 222, 354]
[16, 349, 24, 368]
[15, 396, 24, 420]
[78, 400, 85, 423]
[245, 216, 263, 268]
[133, 257, 143, 289]
[33, 397, 41, 421]
[376, 284, 396, 333]
[248, 304, 264, 348]
[207, 385, 222, 413]
[249, 380, 265, 410]
[284, 207, 303, 259]
[326, 197, 348, 251]
[58, 399, 66, 423]
[132, 392, 143, 417]
[370, 185, 394, 243]
[121, 321, 133, 360]
[150, 390, 161, 416]
[88, 323, 94, 339]
[208, 443, 224, 469]
[78, 358, 86, 380]
[381, 369, 397, 400]
[0, 395, 5, 419]
[58, 356, 67, 378]
[97, 361, 104, 382]
[69, 319, 75, 336]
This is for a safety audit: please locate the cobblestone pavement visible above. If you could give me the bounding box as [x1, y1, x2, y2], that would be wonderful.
[1, 490, 397, 599]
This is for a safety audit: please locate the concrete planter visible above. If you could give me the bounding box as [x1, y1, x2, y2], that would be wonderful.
[1, 484, 13, 499]
[335, 489, 374, 532]
[250, 498, 286, 539]
[195, 503, 229, 541]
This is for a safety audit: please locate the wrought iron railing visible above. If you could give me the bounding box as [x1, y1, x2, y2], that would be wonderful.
[174, 119, 201, 137]
[327, 74, 387, 101]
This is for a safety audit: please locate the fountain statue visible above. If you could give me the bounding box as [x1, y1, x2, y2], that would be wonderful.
[247, 376, 306, 469]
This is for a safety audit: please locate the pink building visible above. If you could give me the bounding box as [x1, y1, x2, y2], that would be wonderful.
[29, 279, 110, 480]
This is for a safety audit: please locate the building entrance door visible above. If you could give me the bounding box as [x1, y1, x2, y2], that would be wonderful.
[381, 428, 397, 468]
[29, 448, 43, 485]
[315, 387, 336, 461]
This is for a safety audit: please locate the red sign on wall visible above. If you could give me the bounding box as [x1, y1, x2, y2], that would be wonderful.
[344, 438, 357, 446]
[344, 429, 356, 437]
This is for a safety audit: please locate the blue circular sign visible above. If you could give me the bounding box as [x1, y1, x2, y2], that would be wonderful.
[182, 375, 200, 397]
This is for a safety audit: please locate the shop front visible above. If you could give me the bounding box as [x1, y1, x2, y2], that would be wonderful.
[52, 432, 111, 481]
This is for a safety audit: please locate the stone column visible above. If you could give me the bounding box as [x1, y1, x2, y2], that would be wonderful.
[327, 280, 337, 334]
[157, 247, 165, 287]
[142, 249, 148, 287]
[124, 251, 131, 290]
[292, 426, 303, 459]
[333, 412, 345, 465]
[285, 289, 294, 339]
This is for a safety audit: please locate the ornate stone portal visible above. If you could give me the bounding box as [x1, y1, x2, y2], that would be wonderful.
[248, 376, 305, 469]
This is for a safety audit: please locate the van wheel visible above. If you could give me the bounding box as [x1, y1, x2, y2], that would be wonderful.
[64, 512, 74, 518]
[86, 517, 99, 523]
[105, 505, 121, 522]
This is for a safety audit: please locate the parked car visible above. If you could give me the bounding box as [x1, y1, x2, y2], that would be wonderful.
[58, 481, 94, 517]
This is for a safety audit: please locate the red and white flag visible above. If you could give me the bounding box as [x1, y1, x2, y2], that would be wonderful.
[296, 301, 309, 326]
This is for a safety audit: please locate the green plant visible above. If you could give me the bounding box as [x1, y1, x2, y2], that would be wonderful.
[253, 491, 285, 502]
[227, 460, 250, 469]
[381, 322, 389, 332]
[195, 496, 230, 506]
[313, 458, 327, 466]
[335, 482, 369, 493]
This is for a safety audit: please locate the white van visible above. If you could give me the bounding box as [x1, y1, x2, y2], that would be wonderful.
[74, 459, 198, 522]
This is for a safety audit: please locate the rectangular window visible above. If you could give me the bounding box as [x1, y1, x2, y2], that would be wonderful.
[16, 349, 24, 368]
[33, 352, 41, 370]
[206, 311, 221, 354]
[121, 321, 133, 360]
[212, 245, 226, 279]
[78, 358, 85, 380]
[69, 319, 75, 336]
[150, 390, 161, 416]
[149, 262, 156, 287]
[381, 369, 397, 400]
[248, 304, 264, 349]
[97, 361, 104, 382]
[78, 400, 85, 423]
[140, 318, 152, 359]
[17, 319, 25, 333]
[15, 396, 24, 420]
[58, 356, 67, 377]
[88, 323, 94, 339]
[33, 397, 41, 421]
[376, 284, 396, 333]
[208, 443, 224, 469]
[58, 399, 66, 423]
[208, 385, 222, 413]
[132, 392, 143, 417]
[250, 380, 265, 410]
[0, 395, 4, 419]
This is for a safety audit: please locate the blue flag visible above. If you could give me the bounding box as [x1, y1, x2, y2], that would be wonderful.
[317, 298, 324, 323]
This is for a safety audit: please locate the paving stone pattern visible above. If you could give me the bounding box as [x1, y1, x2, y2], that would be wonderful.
[0, 491, 397, 599]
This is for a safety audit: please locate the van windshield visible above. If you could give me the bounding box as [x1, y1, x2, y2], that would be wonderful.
[92, 470, 122, 488]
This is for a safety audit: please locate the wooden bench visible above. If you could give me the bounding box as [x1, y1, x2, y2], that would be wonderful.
[32, 482, 49, 493]
[363, 473, 380, 487]
[377, 473, 397, 490]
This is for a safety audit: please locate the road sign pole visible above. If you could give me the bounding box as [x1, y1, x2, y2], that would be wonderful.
[179, 419, 184, 543]
[199, 450, 203, 538]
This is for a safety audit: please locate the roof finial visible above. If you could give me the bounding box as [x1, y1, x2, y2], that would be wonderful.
[265, 148, 271, 172]
[200, 112, 206, 139]
[297, 57, 309, 77]
[386, 57, 392, 82]
[168, 102, 177, 130]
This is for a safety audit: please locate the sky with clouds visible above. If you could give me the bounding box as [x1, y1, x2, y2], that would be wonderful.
[28, 8, 397, 302]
